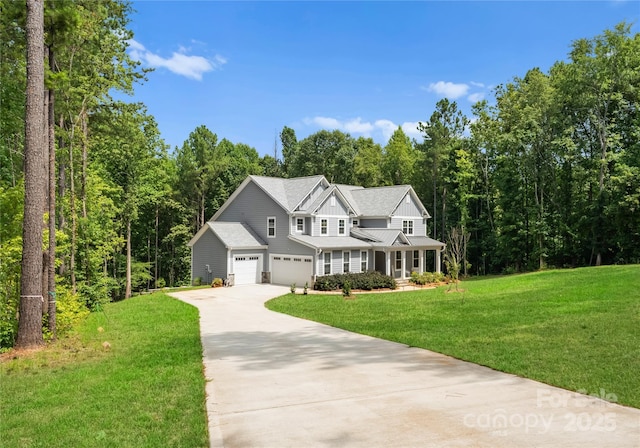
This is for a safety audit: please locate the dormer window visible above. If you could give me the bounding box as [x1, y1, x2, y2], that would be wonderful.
[402, 220, 414, 235]
[296, 218, 304, 233]
[338, 219, 346, 235]
[352, 219, 359, 227]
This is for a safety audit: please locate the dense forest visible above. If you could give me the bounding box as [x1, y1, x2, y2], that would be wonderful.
[1, 0, 638, 349]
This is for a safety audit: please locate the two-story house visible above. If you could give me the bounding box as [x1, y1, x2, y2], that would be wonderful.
[188, 175, 445, 286]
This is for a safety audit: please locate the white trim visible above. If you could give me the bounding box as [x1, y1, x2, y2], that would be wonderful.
[361, 250, 368, 272]
[296, 217, 305, 233]
[323, 251, 332, 275]
[403, 220, 414, 235]
[343, 250, 350, 273]
[267, 216, 276, 238]
[320, 218, 328, 235]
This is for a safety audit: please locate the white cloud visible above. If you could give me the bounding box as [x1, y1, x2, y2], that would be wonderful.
[344, 118, 374, 134]
[401, 122, 422, 139]
[127, 39, 225, 81]
[424, 81, 469, 99]
[374, 119, 397, 140]
[303, 117, 423, 142]
[468, 92, 485, 103]
[470, 81, 485, 88]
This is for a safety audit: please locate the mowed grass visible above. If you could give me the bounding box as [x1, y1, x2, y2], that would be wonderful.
[0, 293, 208, 448]
[267, 265, 640, 408]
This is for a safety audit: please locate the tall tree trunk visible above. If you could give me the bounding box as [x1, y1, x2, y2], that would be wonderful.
[154, 206, 159, 286]
[57, 116, 66, 269]
[47, 47, 57, 338]
[41, 86, 49, 315]
[81, 110, 89, 283]
[17, 0, 46, 349]
[125, 219, 132, 299]
[69, 121, 77, 294]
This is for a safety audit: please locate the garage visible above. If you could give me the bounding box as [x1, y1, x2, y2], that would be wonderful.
[232, 254, 262, 285]
[271, 255, 314, 286]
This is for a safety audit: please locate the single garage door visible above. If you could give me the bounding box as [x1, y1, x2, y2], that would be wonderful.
[233, 255, 262, 285]
[271, 255, 313, 286]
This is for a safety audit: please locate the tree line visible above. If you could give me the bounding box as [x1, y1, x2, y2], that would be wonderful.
[0, 0, 638, 349]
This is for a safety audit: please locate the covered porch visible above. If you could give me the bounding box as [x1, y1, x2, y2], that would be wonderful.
[374, 246, 444, 280]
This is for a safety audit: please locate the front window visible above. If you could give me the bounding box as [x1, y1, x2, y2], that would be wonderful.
[402, 220, 414, 235]
[352, 219, 359, 227]
[343, 251, 350, 273]
[395, 251, 402, 270]
[338, 219, 345, 235]
[267, 217, 276, 238]
[361, 251, 367, 272]
[321, 219, 328, 235]
[296, 217, 304, 233]
[413, 250, 420, 268]
[324, 252, 332, 275]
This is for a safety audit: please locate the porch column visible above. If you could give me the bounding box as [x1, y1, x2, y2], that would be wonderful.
[419, 250, 424, 273]
[385, 250, 391, 276]
[435, 248, 442, 273]
[401, 250, 406, 279]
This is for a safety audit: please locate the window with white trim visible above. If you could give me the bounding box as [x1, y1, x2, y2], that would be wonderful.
[296, 217, 304, 233]
[323, 252, 332, 275]
[338, 219, 346, 235]
[343, 251, 350, 273]
[413, 250, 420, 269]
[321, 219, 328, 235]
[361, 251, 367, 272]
[395, 251, 402, 270]
[352, 219, 359, 227]
[267, 217, 276, 238]
[402, 220, 414, 235]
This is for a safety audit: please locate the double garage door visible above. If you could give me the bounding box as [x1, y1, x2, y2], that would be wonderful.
[271, 255, 313, 286]
[232, 255, 262, 285]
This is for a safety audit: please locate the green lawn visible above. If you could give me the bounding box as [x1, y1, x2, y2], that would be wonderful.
[267, 265, 640, 408]
[0, 293, 208, 448]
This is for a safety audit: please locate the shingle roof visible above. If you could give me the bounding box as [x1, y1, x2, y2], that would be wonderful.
[209, 222, 266, 248]
[407, 236, 446, 248]
[334, 184, 364, 215]
[289, 235, 372, 250]
[250, 175, 326, 212]
[350, 228, 410, 247]
[349, 185, 411, 217]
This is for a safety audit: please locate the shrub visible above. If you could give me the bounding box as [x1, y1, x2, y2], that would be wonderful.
[211, 278, 223, 287]
[290, 283, 296, 294]
[49, 287, 90, 338]
[342, 281, 352, 298]
[409, 271, 445, 285]
[156, 278, 166, 289]
[314, 272, 396, 291]
[193, 277, 202, 286]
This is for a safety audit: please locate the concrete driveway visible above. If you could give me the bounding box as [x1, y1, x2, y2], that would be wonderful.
[171, 285, 640, 448]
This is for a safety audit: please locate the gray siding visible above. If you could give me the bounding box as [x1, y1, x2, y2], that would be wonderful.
[313, 216, 350, 237]
[360, 218, 388, 229]
[217, 180, 314, 256]
[192, 229, 227, 284]
[393, 194, 423, 217]
[390, 217, 427, 236]
[317, 193, 350, 215]
[298, 182, 326, 210]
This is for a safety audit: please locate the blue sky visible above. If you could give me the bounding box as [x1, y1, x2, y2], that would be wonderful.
[126, 1, 639, 156]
